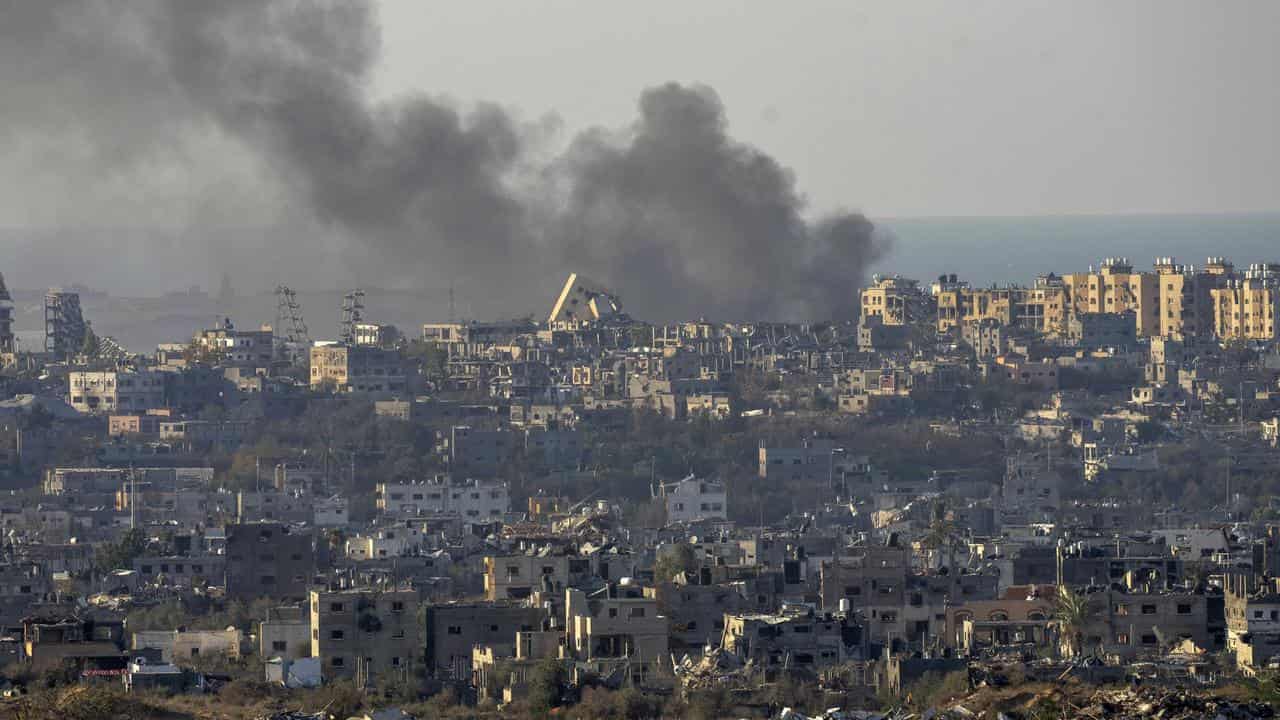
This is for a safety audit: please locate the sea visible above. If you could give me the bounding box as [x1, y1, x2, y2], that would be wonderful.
[876, 212, 1280, 288]
[10, 213, 1280, 352]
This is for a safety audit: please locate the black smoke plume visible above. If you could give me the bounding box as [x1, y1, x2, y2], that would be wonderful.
[0, 0, 888, 322]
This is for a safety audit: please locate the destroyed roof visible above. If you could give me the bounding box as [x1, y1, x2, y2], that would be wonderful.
[548, 273, 623, 325]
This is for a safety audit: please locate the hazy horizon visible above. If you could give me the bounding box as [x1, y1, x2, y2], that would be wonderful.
[2, 1, 1277, 321]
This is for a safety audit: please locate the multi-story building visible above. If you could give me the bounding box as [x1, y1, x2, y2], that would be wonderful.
[659, 476, 727, 524]
[439, 425, 512, 476]
[260, 605, 312, 660]
[484, 554, 579, 602]
[423, 602, 545, 680]
[1211, 264, 1280, 341]
[758, 437, 849, 484]
[1066, 312, 1136, 350]
[565, 583, 668, 684]
[132, 555, 225, 589]
[819, 545, 911, 645]
[310, 588, 418, 684]
[0, 272, 14, 361]
[1225, 574, 1280, 672]
[353, 322, 396, 347]
[68, 370, 166, 414]
[44, 289, 87, 360]
[1153, 256, 1235, 338]
[224, 522, 315, 601]
[309, 343, 409, 395]
[193, 320, 275, 367]
[861, 275, 928, 327]
[376, 476, 509, 520]
[1063, 258, 1160, 337]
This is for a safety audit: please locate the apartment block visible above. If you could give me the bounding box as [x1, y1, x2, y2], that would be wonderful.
[376, 476, 509, 520]
[1063, 258, 1160, 337]
[1211, 264, 1280, 341]
[224, 522, 315, 601]
[310, 588, 418, 683]
[68, 370, 166, 414]
[309, 343, 408, 395]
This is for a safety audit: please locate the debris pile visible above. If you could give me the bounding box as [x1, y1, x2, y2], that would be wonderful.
[778, 709, 896, 720]
[673, 647, 751, 690]
[1066, 687, 1275, 720]
[773, 686, 1278, 720]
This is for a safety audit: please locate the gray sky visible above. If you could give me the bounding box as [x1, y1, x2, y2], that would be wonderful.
[375, 0, 1280, 217]
[1, 0, 1278, 311]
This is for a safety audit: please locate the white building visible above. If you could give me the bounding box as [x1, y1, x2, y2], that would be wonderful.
[68, 370, 165, 414]
[345, 527, 426, 560]
[659, 475, 727, 524]
[376, 476, 508, 521]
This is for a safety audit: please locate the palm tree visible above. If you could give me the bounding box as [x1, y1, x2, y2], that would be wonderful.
[1053, 585, 1095, 658]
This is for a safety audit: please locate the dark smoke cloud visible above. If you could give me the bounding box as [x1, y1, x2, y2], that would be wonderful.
[0, 0, 888, 322]
[554, 83, 886, 320]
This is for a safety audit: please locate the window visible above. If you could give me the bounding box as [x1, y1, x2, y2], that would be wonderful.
[331, 657, 344, 667]
[272, 641, 287, 652]
[1140, 604, 1157, 615]
[447, 626, 462, 635]
[331, 602, 345, 612]
[630, 607, 645, 618]
[1177, 604, 1192, 615]
[392, 601, 405, 613]
[330, 630, 345, 640]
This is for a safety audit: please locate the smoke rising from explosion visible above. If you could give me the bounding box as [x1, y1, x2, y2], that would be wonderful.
[0, 0, 888, 321]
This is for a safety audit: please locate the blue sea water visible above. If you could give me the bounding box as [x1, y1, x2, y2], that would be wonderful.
[875, 213, 1280, 287]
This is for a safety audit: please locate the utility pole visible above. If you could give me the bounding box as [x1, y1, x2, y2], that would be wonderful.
[1240, 381, 1245, 434]
[129, 464, 136, 530]
[1226, 457, 1232, 523]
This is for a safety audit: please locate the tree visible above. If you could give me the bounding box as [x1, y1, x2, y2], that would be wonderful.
[1053, 585, 1096, 658]
[95, 527, 148, 573]
[654, 543, 697, 583]
[526, 657, 566, 714]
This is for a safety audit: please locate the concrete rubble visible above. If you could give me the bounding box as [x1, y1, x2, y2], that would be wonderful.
[774, 686, 1279, 720]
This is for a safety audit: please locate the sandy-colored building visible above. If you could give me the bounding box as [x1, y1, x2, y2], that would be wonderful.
[309, 343, 408, 395]
[565, 584, 668, 684]
[1211, 264, 1280, 341]
[1153, 256, 1235, 338]
[1063, 258, 1161, 337]
[861, 275, 927, 326]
